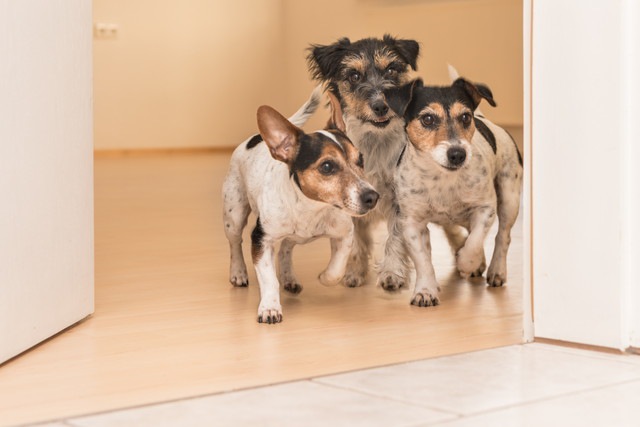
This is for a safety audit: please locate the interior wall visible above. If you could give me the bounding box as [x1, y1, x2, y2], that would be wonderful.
[94, 0, 522, 150]
[0, 0, 94, 364]
[93, 0, 285, 150]
[283, 0, 523, 133]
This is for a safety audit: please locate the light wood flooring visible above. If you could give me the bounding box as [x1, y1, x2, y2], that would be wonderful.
[0, 152, 523, 426]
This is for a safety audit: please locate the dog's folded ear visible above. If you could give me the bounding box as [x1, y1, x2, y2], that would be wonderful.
[383, 34, 420, 70]
[453, 78, 497, 109]
[386, 78, 422, 118]
[307, 38, 351, 81]
[257, 106, 302, 164]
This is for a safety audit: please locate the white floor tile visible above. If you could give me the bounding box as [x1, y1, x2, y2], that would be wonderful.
[314, 344, 640, 415]
[67, 381, 453, 427]
[422, 380, 640, 427]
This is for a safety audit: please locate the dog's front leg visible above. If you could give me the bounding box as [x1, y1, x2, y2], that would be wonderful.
[456, 207, 496, 278]
[341, 218, 371, 287]
[378, 213, 409, 291]
[403, 220, 440, 306]
[253, 239, 283, 324]
[319, 229, 354, 286]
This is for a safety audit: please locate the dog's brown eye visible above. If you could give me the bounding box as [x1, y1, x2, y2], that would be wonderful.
[421, 114, 436, 127]
[348, 72, 361, 84]
[461, 113, 472, 125]
[319, 161, 337, 175]
[385, 67, 398, 78]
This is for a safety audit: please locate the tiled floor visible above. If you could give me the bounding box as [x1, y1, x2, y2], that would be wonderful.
[27, 343, 640, 427]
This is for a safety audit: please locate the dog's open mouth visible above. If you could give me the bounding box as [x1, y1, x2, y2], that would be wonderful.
[442, 164, 464, 171]
[367, 117, 391, 128]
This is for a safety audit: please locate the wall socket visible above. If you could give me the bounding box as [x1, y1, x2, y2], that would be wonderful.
[94, 23, 119, 40]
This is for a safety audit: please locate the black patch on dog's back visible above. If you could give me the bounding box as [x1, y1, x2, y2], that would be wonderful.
[474, 118, 497, 155]
[246, 134, 263, 150]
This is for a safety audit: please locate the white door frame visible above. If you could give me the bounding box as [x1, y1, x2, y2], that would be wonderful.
[524, 0, 639, 351]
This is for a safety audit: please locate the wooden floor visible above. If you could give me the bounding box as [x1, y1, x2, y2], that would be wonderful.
[0, 153, 523, 426]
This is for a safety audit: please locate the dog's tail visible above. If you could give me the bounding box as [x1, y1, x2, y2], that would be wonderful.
[288, 84, 323, 128]
[448, 63, 484, 116]
[447, 63, 460, 83]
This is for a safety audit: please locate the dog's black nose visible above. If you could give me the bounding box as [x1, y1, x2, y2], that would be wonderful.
[370, 100, 389, 117]
[360, 189, 379, 210]
[447, 147, 467, 166]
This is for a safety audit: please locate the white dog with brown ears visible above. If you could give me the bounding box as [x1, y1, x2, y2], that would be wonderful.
[222, 88, 379, 323]
[384, 67, 523, 306]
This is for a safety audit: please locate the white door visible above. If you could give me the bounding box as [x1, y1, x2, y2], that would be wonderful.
[526, 0, 640, 350]
[0, 0, 94, 364]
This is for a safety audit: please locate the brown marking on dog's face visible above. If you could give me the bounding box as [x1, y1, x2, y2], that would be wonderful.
[292, 130, 377, 216]
[309, 38, 417, 129]
[406, 101, 476, 169]
[335, 47, 412, 128]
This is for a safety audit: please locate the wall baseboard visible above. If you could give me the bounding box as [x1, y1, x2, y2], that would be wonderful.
[94, 147, 233, 158]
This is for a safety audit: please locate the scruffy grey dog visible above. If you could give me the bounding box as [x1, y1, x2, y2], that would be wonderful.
[307, 35, 420, 290]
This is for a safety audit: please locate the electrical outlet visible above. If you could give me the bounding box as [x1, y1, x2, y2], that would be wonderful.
[94, 23, 119, 40]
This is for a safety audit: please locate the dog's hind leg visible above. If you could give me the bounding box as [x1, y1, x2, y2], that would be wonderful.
[278, 238, 302, 294]
[487, 173, 522, 286]
[341, 218, 371, 287]
[222, 172, 251, 287]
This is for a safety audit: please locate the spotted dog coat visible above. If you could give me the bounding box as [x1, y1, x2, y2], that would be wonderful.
[222, 88, 378, 323]
[386, 77, 523, 306]
[307, 35, 420, 290]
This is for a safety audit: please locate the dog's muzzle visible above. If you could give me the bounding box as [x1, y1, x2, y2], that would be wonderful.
[367, 99, 392, 128]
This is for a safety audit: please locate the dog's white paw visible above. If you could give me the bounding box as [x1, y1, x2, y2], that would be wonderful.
[487, 259, 507, 287]
[410, 290, 440, 307]
[318, 270, 341, 287]
[257, 307, 283, 324]
[230, 269, 249, 287]
[341, 253, 369, 287]
[279, 271, 303, 294]
[469, 258, 487, 278]
[486, 269, 507, 287]
[342, 271, 366, 287]
[283, 282, 303, 294]
[456, 247, 485, 278]
[378, 271, 406, 292]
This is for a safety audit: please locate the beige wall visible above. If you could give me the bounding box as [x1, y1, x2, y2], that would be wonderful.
[94, 0, 285, 150]
[94, 0, 522, 150]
